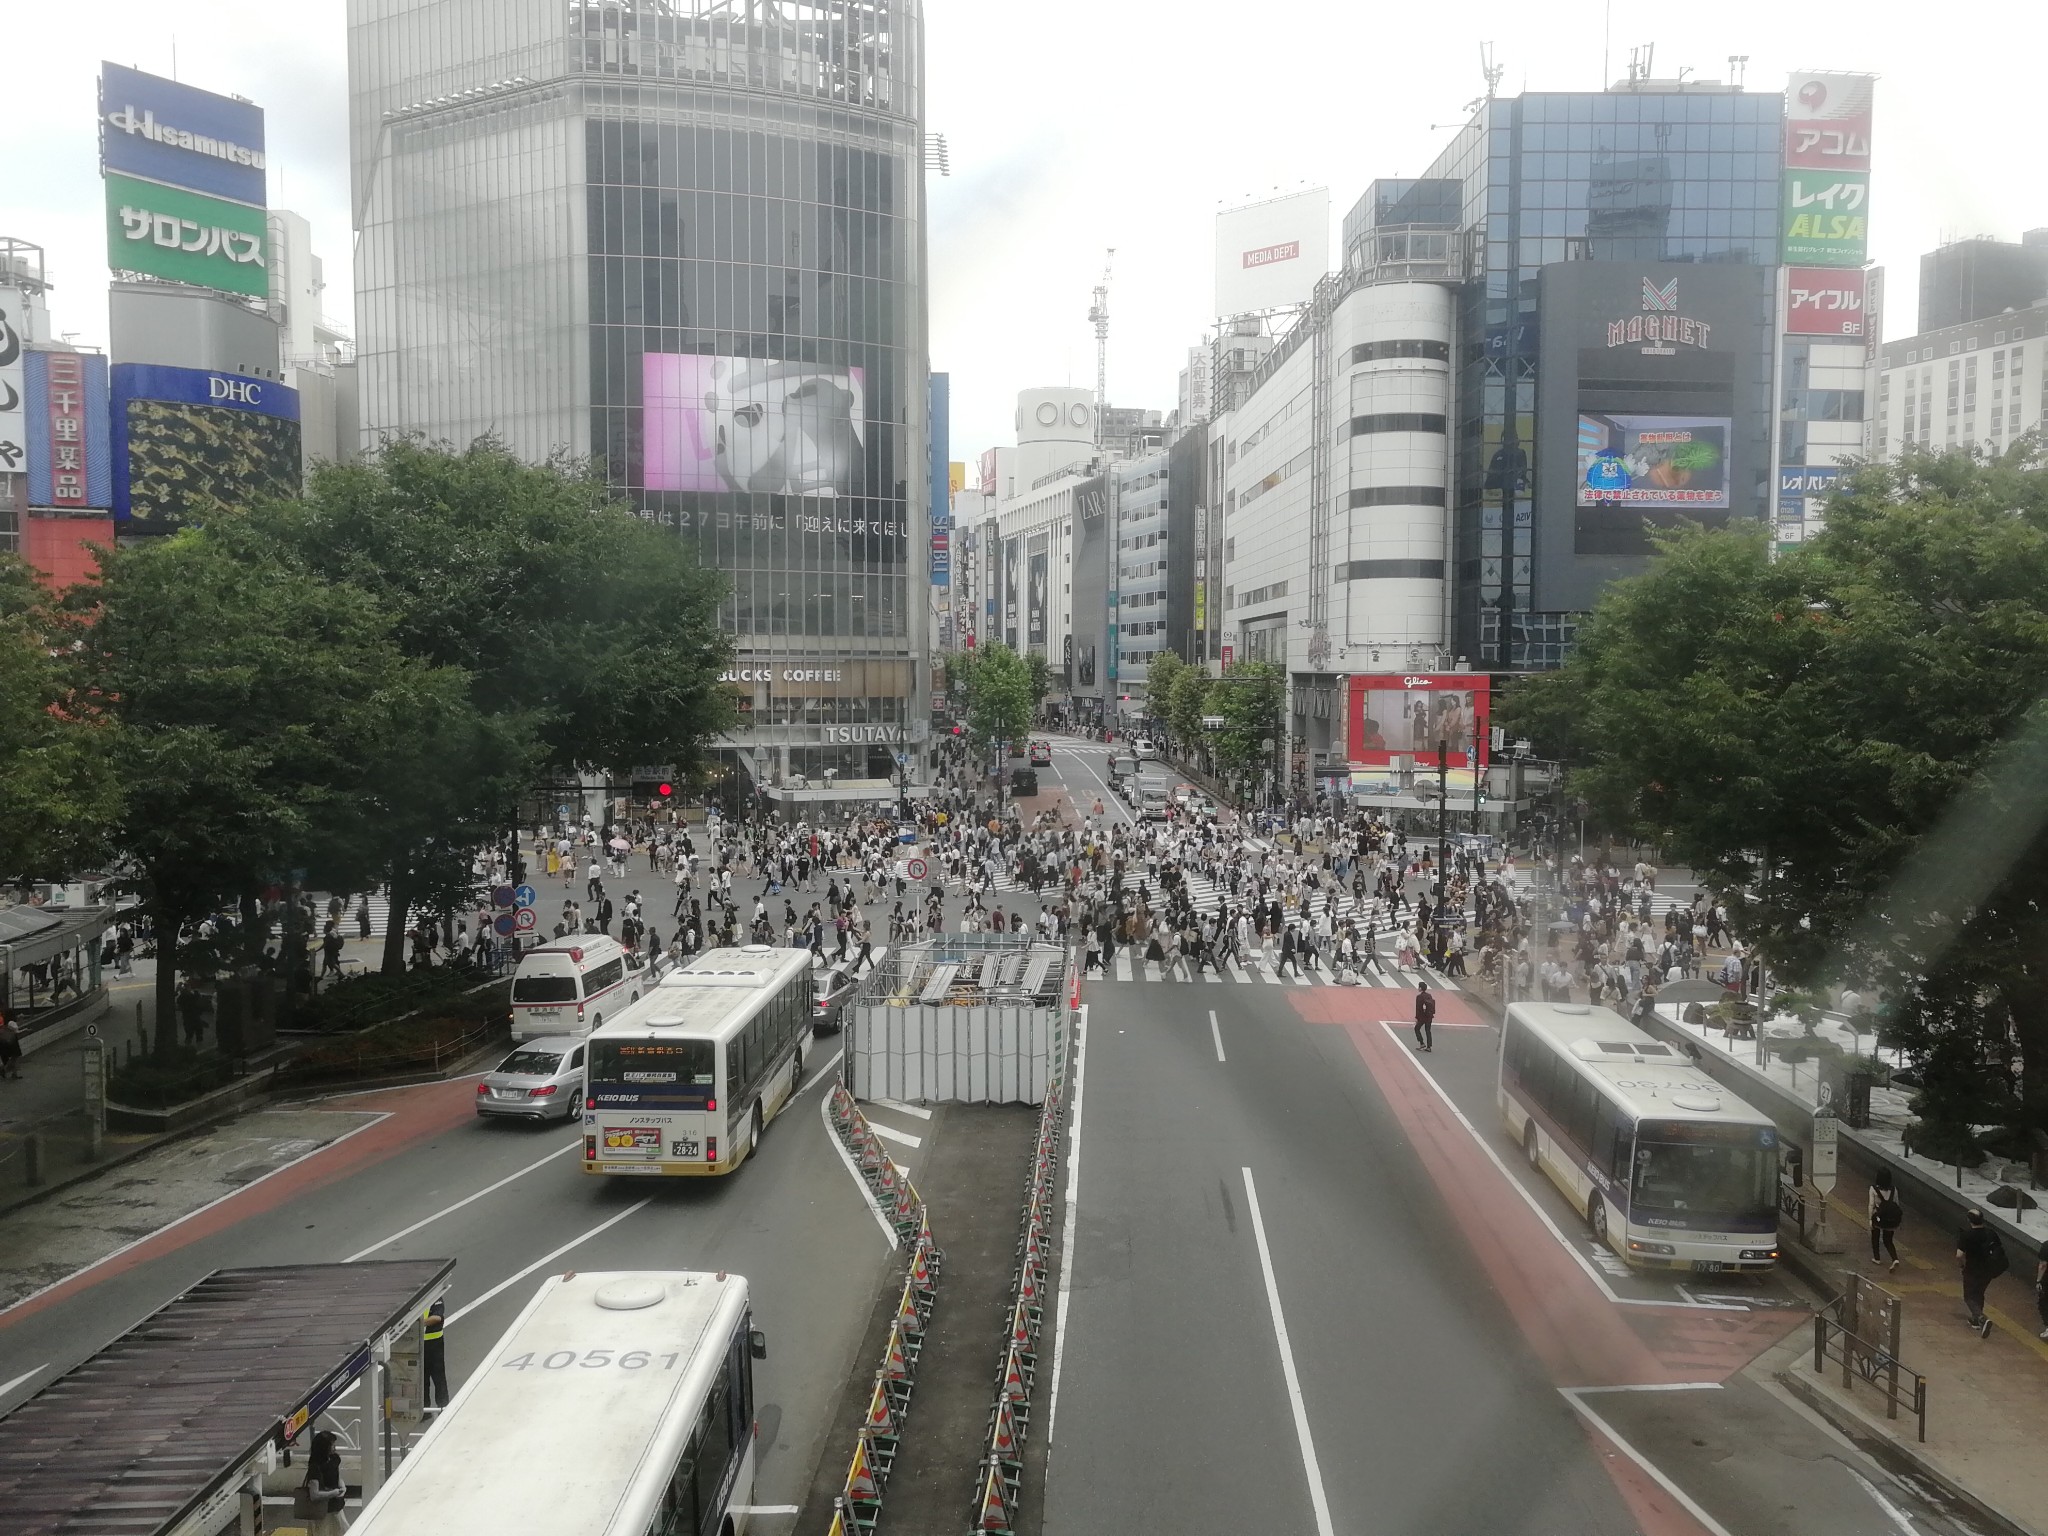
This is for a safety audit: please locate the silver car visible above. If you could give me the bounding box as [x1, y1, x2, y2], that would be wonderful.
[475, 1037, 586, 1123]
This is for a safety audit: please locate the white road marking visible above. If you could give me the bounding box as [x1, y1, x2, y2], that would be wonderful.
[1846, 1467, 1925, 1536]
[1559, 1388, 1737, 1536]
[1241, 1166, 1337, 1536]
[870, 1123, 923, 1149]
[1055, 746, 1133, 827]
[446, 1199, 651, 1326]
[0, 1111, 394, 1323]
[0, 1364, 48, 1402]
[1044, 1003, 1089, 1450]
[1209, 1010, 1226, 1063]
[1574, 1381, 1726, 1392]
[869, 1097, 933, 1120]
[1114, 952, 1132, 981]
[818, 1076, 900, 1249]
[1374, 1022, 1740, 1312]
[347, 1138, 581, 1262]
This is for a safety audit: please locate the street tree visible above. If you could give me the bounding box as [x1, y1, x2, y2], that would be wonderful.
[1210, 661, 1285, 801]
[1146, 652, 1185, 740]
[1498, 444, 2048, 1152]
[78, 530, 460, 1054]
[1166, 664, 1211, 756]
[235, 438, 736, 971]
[0, 557, 119, 883]
[1026, 650, 1052, 715]
[962, 641, 1033, 769]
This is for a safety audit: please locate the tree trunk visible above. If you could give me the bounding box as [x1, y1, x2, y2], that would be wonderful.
[381, 871, 414, 976]
[153, 911, 180, 1059]
[2007, 975, 2048, 1143]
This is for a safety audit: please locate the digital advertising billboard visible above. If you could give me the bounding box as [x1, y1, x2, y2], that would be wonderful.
[1346, 673, 1490, 777]
[1214, 188, 1330, 316]
[112, 363, 300, 530]
[642, 354, 866, 496]
[1576, 413, 1730, 509]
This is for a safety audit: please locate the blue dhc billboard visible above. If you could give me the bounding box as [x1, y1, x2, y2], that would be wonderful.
[100, 62, 267, 209]
[112, 363, 300, 529]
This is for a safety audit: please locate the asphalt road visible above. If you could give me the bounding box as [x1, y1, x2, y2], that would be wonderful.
[0, 1046, 896, 1519]
[1038, 736, 1989, 1536]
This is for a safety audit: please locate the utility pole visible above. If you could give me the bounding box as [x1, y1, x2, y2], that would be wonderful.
[1088, 249, 1114, 443]
[1436, 737, 1451, 967]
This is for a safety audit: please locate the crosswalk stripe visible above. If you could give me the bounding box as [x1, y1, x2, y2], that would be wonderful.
[1115, 952, 1132, 981]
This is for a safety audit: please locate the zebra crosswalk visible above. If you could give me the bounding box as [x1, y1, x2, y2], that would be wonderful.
[1081, 949, 1465, 991]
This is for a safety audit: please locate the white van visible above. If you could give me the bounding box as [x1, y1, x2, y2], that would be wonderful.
[510, 936, 644, 1041]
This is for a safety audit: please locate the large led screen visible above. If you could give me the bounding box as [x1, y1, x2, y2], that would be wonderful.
[112, 364, 300, 531]
[1576, 413, 1731, 509]
[1346, 674, 1489, 770]
[643, 354, 866, 496]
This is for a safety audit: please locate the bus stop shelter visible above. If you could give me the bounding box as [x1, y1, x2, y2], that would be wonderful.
[0, 1260, 454, 1536]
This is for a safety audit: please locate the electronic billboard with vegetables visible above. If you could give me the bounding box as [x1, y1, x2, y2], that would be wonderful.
[1575, 413, 1730, 509]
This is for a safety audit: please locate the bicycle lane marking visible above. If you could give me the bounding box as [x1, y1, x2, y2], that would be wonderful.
[0, 1078, 482, 1329]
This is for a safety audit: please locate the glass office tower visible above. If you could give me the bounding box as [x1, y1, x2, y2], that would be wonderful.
[349, 0, 929, 787]
[1421, 86, 1783, 668]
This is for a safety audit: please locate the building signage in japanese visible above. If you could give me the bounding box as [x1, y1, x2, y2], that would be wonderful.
[1781, 73, 1874, 269]
[105, 174, 269, 297]
[1784, 268, 1867, 336]
[25, 351, 113, 511]
[0, 297, 24, 474]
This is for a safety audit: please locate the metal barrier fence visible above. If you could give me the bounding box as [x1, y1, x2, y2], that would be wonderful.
[968, 987, 1071, 1534]
[1811, 1312, 1928, 1442]
[825, 1084, 941, 1536]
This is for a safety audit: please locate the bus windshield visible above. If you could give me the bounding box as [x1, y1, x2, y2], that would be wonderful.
[1631, 1136, 1776, 1223]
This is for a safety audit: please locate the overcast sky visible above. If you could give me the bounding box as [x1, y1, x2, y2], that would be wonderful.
[14, 1, 2039, 467]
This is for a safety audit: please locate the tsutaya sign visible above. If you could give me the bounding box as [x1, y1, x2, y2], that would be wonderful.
[1606, 277, 1712, 352]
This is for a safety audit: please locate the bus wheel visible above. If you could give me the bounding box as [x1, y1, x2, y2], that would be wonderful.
[751, 1102, 765, 1154]
[1523, 1122, 1540, 1170]
[1588, 1195, 1609, 1247]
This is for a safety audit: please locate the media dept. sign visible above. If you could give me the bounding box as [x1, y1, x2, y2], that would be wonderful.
[100, 63, 268, 296]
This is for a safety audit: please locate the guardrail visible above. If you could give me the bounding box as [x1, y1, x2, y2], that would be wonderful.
[825, 1084, 941, 1536]
[969, 1016, 1069, 1533]
[1812, 1312, 1928, 1442]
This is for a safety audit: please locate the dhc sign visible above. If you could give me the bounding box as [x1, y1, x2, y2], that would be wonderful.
[209, 376, 264, 406]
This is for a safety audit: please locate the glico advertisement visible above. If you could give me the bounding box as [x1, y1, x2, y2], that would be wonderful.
[112, 363, 301, 530]
[1347, 674, 1490, 783]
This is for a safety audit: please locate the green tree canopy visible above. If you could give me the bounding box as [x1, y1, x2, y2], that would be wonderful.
[961, 641, 1033, 761]
[1166, 663, 1211, 748]
[0, 557, 119, 882]
[1210, 661, 1285, 788]
[1146, 651, 1185, 731]
[1497, 444, 2048, 1150]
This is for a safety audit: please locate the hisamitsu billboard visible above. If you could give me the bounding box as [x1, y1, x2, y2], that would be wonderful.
[100, 62, 267, 208]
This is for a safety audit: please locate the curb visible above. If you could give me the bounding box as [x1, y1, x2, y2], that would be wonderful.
[0, 1105, 241, 1220]
[1774, 1366, 2046, 1536]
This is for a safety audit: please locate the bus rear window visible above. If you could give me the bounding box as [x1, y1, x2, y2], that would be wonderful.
[591, 1039, 716, 1087]
[513, 974, 579, 1003]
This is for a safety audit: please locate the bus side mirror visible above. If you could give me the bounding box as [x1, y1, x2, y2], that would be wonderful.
[749, 1329, 768, 1360]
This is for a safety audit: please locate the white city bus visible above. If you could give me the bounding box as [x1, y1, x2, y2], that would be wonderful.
[1499, 1001, 1782, 1273]
[349, 1270, 766, 1536]
[583, 946, 813, 1178]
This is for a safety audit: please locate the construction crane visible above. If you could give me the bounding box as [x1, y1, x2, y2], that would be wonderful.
[1087, 248, 1113, 440]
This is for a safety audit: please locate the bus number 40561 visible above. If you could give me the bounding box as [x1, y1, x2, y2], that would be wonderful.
[499, 1350, 681, 1371]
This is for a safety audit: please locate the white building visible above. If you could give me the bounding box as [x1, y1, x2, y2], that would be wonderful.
[1874, 300, 2047, 462]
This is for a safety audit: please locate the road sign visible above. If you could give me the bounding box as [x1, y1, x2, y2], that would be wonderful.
[896, 752, 909, 766]
[513, 907, 539, 933]
[1811, 1113, 1839, 1193]
[85, 1023, 99, 1038]
[556, 803, 570, 817]
[513, 884, 537, 908]
[492, 884, 516, 909]
[494, 914, 518, 937]
[906, 856, 928, 882]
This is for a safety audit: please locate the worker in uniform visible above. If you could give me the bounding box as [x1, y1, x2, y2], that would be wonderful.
[422, 1302, 449, 1412]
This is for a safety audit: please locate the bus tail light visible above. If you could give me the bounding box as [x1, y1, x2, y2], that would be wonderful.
[706, 1098, 717, 1112]
[707, 1136, 718, 1164]
[584, 1135, 596, 1160]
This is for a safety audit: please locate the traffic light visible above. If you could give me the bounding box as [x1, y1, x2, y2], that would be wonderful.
[656, 782, 674, 799]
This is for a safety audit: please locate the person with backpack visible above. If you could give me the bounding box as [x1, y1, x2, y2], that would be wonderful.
[1413, 980, 1437, 1052]
[1956, 1207, 2008, 1337]
[1868, 1170, 1904, 1271]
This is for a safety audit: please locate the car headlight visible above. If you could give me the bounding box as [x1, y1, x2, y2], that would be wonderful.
[1627, 1239, 1677, 1256]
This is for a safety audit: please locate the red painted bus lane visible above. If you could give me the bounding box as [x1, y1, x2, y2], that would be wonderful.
[0, 1079, 484, 1330]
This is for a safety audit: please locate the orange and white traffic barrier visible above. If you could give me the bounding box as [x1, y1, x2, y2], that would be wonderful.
[988, 1393, 1024, 1468]
[975, 1458, 1014, 1533]
[843, 1434, 882, 1505]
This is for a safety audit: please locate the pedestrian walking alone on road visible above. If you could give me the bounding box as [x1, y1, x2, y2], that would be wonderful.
[1412, 981, 1436, 1052]
[1868, 1170, 1904, 1271]
[1956, 1207, 2007, 1337]
[422, 1302, 450, 1411]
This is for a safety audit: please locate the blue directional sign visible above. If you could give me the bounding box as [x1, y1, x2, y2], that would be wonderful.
[513, 884, 537, 908]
